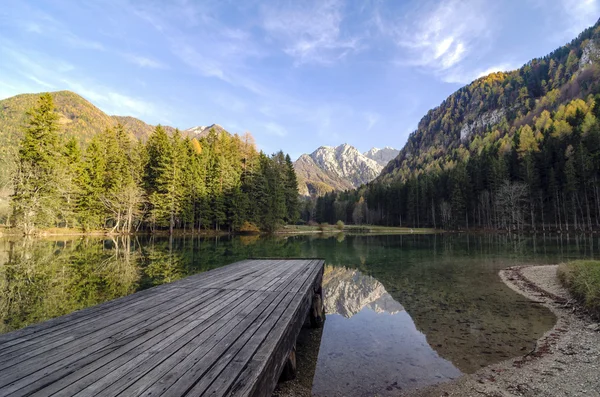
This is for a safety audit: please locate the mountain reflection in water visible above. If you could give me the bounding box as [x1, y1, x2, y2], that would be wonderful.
[312, 266, 461, 396]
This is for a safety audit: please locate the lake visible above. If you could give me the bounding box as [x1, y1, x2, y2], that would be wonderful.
[1, 233, 598, 395]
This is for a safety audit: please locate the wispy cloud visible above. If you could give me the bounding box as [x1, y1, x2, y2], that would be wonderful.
[106, 92, 156, 116]
[122, 53, 167, 69]
[261, 0, 361, 65]
[59, 77, 158, 117]
[62, 32, 105, 51]
[527, 0, 599, 41]
[365, 112, 380, 131]
[0, 40, 162, 119]
[264, 122, 288, 137]
[16, 8, 105, 51]
[387, 0, 490, 72]
[560, 0, 600, 38]
[25, 74, 55, 89]
[129, 2, 268, 95]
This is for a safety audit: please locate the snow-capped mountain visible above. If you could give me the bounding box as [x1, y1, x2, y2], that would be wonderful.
[294, 143, 399, 196]
[184, 124, 228, 138]
[363, 146, 400, 167]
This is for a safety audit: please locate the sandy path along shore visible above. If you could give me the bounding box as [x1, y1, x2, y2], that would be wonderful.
[406, 264, 600, 397]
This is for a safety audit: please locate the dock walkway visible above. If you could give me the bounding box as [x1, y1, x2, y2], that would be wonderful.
[0, 259, 325, 397]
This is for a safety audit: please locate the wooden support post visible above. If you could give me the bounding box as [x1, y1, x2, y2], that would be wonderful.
[279, 345, 297, 381]
[310, 285, 325, 328]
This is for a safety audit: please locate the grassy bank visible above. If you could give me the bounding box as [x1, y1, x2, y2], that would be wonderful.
[276, 224, 438, 235]
[558, 260, 600, 318]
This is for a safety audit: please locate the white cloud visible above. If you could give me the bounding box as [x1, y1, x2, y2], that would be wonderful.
[475, 64, 518, 79]
[122, 53, 167, 69]
[59, 77, 158, 117]
[59, 78, 107, 103]
[25, 75, 55, 89]
[261, 0, 361, 65]
[63, 33, 105, 51]
[0, 43, 160, 119]
[106, 92, 156, 116]
[130, 2, 268, 95]
[390, 0, 490, 72]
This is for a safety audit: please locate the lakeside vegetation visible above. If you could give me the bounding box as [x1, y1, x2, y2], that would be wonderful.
[558, 260, 600, 318]
[8, 94, 299, 236]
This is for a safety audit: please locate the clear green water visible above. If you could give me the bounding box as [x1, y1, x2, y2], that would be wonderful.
[1, 233, 598, 394]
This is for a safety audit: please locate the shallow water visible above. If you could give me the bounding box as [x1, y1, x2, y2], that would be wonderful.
[1, 233, 598, 394]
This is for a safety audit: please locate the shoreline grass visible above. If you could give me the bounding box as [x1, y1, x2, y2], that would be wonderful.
[276, 224, 439, 235]
[558, 260, 600, 318]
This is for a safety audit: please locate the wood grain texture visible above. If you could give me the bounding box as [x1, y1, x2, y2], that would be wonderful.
[0, 259, 324, 397]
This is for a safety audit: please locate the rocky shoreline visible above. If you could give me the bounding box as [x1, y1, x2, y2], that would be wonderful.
[408, 265, 600, 397]
[272, 264, 600, 397]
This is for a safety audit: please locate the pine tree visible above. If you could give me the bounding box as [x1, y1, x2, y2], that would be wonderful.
[284, 154, 299, 224]
[145, 126, 183, 234]
[11, 93, 62, 234]
[101, 125, 144, 233]
[77, 136, 108, 230]
[60, 137, 83, 228]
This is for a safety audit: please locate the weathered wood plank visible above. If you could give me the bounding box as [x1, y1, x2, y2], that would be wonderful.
[228, 265, 322, 397]
[183, 291, 297, 396]
[0, 285, 203, 365]
[141, 263, 309, 397]
[0, 258, 325, 397]
[90, 290, 272, 397]
[0, 259, 255, 350]
[18, 289, 244, 397]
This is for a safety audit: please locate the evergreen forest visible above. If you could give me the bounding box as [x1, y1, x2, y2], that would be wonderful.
[309, 23, 600, 232]
[9, 93, 299, 235]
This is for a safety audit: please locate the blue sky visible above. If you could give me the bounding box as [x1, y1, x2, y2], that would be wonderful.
[1, 0, 599, 159]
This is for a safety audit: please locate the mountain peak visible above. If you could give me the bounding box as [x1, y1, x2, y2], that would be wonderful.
[363, 146, 399, 167]
[184, 124, 228, 138]
[294, 142, 393, 196]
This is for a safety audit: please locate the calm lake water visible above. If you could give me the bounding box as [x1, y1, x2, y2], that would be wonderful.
[1, 233, 599, 395]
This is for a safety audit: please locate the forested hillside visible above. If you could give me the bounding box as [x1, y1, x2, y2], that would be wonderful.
[0, 91, 176, 220]
[8, 93, 298, 234]
[312, 21, 600, 231]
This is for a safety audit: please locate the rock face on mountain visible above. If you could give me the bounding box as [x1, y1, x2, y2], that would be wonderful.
[363, 146, 400, 167]
[322, 266, 404, 318]
[294, 143, 398, 196]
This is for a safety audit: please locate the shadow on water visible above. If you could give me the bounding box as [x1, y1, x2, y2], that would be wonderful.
[1, 233, 599, 394]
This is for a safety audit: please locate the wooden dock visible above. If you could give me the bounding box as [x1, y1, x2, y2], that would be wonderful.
[0, 259, 325, 397]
